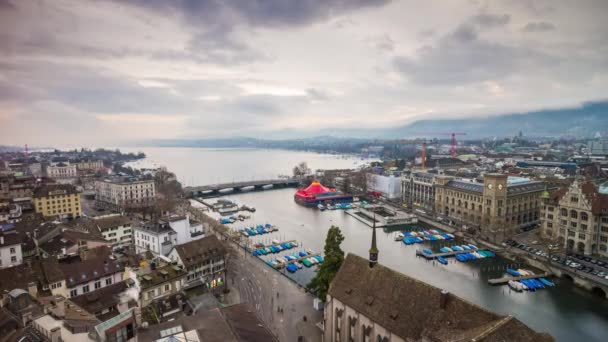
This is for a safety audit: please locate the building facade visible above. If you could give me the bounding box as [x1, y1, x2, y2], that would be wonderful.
[160, 215, 205, 245]
[95, 177, 155, 210]
[435, 174, 544, 242]
[75, 160, 105, 172]
[367, 174, 402, 200]
[401, 171, 437, 211]
[138, 264, 187, 309]
[33, 184, 82, 219]
[541, 179, 608, 256]
[93, 214, 133, 248]
[46, 162, 78, 179]
[168, 235, 227, 290]
[0, 233, 23, 268]
[133, 223, 177, 256]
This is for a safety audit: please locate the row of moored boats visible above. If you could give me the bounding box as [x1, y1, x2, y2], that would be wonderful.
[506, 268, 555, 292]
[252, 241, 298, 256]
[239, 224, 278, 237]
[265, 250, 324, 272]
[397, 230, 455, 244]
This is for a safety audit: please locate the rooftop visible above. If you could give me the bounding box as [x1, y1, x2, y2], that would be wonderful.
[33, 184, 79, 198]
[173, 235, 227, 269]
[328, 254, 553, 342]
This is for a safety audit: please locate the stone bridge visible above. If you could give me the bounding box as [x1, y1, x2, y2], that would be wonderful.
[184, 178, 301, 197]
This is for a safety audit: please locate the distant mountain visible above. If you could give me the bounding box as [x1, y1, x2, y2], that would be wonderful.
[314, 100, 608, 139]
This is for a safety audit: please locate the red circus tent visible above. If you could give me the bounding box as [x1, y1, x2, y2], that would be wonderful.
[295, 180, 335, 199]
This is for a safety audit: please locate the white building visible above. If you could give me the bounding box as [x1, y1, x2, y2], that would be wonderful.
[368, 174, 402, 200]
[95, 177, 156, 210]
[160, 214, 205, 245]
[46, 162, 78, 179]
[168, 235, 227, 289]
[93, 214, 133, 248]
[59, 254, 125, 298]
[401, 171, 438, 211]
[0, 233, 23, 268]
[133, 222, 177, 256]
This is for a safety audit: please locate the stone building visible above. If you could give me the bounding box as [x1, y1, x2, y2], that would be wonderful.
[94, 177, 155, 211]
[541, 178, 608, 256]
[434, 174, 544, 242]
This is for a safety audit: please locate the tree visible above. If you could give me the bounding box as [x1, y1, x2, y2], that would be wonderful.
[307, 225, 345, 300]
[292, 161, 311, 178]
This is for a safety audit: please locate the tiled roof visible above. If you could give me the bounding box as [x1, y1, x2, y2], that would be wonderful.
[33, 184, 79, 198]
[93, 215, 132, 231]
[445, 180, 484, 193]
[59, 248, 124, 288]
[581, 181, 608, 215]
[506, 181, 544, 194]
[174, 235, 227, 269]
[328, 254, 553, 342]
[138, 265, 187, 290]
[70, 281, 128, 318]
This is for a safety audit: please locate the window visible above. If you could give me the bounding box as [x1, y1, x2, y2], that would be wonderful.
[164, 284, 170, 292]
[82, 285, 90, 293]
[95, 281, 101, 289]
[571, 196, 579, 203]
[70, 289, 77, 297]
[106, 277, 113, 286]
[561, 208, 568, 216]
[570, 210, 578, 219]
[10, 256, 17, 263]
[579, 233, 586, 239]
[9, 247, 15, 254]
[581, 212, 588, 221]
[601, 236, 608, 243]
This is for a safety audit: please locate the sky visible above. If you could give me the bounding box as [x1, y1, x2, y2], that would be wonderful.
[1, 0, 607, 146]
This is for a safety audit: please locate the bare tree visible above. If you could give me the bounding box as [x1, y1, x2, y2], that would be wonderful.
[292, 161, 311, 178]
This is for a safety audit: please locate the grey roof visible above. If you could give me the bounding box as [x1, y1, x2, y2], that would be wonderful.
[446, 180, 484, 193]
[506, 181, 545, 194]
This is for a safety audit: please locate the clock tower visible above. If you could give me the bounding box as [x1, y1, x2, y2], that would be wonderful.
[482, 174, 508, 242]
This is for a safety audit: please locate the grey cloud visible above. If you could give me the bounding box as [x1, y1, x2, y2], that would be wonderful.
[393, 24, 559, 85]
[470, 13, 510, 27]
[306, 88, 330, 102]
[522, 21, 556, 32]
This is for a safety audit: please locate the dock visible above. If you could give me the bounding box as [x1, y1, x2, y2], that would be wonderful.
[251, 240, 297, 253]
[273, 253, 322, 269]
[488, 272, 553, 285]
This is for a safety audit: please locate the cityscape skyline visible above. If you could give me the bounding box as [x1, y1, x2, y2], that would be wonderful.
[2, 0, 608, 145]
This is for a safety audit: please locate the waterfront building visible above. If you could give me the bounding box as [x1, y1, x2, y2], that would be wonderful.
[167, 235, 227, 290]
[33, 184, 82, 219]
[92, 214, 134, 248]
[0, 232, 22, 268]
[434, 174, 544, 242]
[541, 178, 608, 256]
[294, 180, 352, 207]
[367, 174, 402, 200]
[401, 170, 437, 211]
[58, 248, 124, 298]
[94, 176, 155, 211]
[46, 161, 77, 178]
[133, 222, 177, 256]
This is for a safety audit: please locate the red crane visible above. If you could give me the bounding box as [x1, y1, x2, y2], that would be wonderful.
[416, 132, 467, 158]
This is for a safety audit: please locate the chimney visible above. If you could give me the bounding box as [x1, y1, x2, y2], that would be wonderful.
[440, 290, 449, 309]
[50, 326, 61, 342]
[27, 282, 38, 298]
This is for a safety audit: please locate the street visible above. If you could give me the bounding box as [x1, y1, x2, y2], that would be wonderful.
[226, 243, 323, 342]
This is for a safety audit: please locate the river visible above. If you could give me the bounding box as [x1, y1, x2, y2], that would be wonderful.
[124, 147, 608, 341]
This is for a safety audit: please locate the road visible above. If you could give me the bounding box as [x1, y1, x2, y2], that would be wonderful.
[227, 243, 323, 342]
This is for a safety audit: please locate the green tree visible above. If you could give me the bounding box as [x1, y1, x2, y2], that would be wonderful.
[307, 225, 345, 300]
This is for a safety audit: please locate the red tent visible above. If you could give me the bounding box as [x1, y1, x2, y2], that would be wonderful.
[302, 180, 332, 194]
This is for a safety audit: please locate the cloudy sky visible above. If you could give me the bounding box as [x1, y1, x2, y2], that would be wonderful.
[1, 0, 607, 146]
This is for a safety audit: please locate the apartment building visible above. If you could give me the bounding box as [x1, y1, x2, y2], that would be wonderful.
[160, 214, 205, 245]
[168, 235, 227, 290]
[137, 264, 187, 309]
[435, 174, 544, 242]
[33, 184, 82, 219]
[133, 222, 177, 256]
[75, 159, 104, 172]
[95, 177, 155, 210]
[93, 214, 133, 248]
[541, 178, 608, 256]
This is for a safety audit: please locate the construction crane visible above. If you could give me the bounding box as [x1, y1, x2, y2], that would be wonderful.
[417, 132, 467, 158]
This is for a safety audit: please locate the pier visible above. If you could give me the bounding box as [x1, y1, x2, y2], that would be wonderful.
[488, 272, 553, 285]
[273, 253, 322, 269]
[185, 178, 300, 197]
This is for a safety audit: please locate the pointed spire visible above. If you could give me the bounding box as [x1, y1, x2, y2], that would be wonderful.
[369, 210, 378, 268]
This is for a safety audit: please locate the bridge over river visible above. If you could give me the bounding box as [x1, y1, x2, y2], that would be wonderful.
[185, 178, 301, 197]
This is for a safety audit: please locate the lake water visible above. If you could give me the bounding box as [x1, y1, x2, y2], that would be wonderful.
[125, 147, 608, 342]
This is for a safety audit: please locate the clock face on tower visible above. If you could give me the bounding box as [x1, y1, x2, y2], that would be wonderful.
[487, 183, 493, 190]
[498, 184, 504, 190]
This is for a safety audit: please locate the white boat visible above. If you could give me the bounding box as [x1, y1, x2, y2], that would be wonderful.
[295, 262, 303, 269]
[272, 239, 280, 245]
[508, 280, 523, 292]
[395, 233, 404, 241]
[517, 269, 530, 276]
[317, 204, 326, 211]
[309, 257, 318, 264]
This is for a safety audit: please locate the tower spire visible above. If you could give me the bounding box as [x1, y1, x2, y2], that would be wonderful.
[369, 209, 378, 268]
